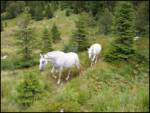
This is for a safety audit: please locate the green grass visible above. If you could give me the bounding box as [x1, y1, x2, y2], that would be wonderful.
[1, 10, 149, 112]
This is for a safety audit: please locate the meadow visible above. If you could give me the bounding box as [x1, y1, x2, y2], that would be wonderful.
[1, 10, 149, 112]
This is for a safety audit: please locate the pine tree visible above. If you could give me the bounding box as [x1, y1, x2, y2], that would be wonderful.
[136, 1, 149, 36]
[105, 2, 136, 62]
[29, 1, 45, 20]
[41, 27, 53, 53]
[51, 24, 61, 43]
[44, 4, 53, 19]
[17, 72, 44, 108]
[71, 12, 90, 52]
[1, 22, 3, 32]
[15, 10, 35, 61]
[5, 1, 25, 19]
[98, 8, 113, 35]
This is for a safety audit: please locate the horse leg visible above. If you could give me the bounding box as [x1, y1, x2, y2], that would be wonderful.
[95, 55, 98, 64]
[91, 55, 95, 66]
[90, 59, 94, 67]
[57, 67, 63, 85]
[51, 66, 57, 79]
[51, 66, 54, 73]
[66, 70, 71, 81]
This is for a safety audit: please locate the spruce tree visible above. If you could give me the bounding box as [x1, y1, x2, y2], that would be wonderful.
[1, 22, 3, 32]
[41, 27, 53, 53]
[136, 1, 149, 36]
[51, 23, 61, 43]
[105, 2, 136, 62]
[15, 10, 35, 61]
[98, 8, 113, 35]
[17, 72, 44, 108]
[44, 4, 53, 19]
[71, 12, 90, 52]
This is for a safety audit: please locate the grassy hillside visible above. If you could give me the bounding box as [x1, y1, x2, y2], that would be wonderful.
[1, 10, 149, 112]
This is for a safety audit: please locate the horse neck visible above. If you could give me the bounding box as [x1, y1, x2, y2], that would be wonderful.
[46, 51, 64, 60]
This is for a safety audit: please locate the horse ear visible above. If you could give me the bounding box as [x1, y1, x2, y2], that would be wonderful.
[40, 53, 43, 58]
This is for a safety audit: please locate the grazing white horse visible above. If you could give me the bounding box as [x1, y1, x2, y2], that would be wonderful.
[88, 43, 102, 66]
[39, 51, 80, 85]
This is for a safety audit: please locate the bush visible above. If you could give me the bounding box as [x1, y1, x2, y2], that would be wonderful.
[16, 72, 45, 109]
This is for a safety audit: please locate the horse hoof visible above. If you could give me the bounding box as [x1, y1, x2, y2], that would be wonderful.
[57, 81, 60, 85]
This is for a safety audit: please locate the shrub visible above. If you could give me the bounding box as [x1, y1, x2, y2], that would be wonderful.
[16, 72, 45, 109]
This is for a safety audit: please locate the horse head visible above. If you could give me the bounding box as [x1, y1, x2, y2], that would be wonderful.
[39, 53, 48, 71]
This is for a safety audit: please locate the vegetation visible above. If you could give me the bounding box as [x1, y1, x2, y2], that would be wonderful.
[136, 1, 149, 36]
[98, 8, 113, 35]
[16, 72, 45, 109]
[15, 10, 35, 61]
[51, 23, 61, 43]
[41, 27, 53, 53]
[1, 1, 149, 112]
[67, 12, 90, 52]
[105, 2, 136, 62]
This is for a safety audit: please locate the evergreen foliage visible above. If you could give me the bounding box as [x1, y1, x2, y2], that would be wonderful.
[41, 27, 53, 53]
[69, 12, 90, 52]
[16, 72, 44, 108]
[51, 24, 61, 43]
[15, 10, 35, 61]
[105, 2, 136, 62]
[98, 8, 113, 35]
[5, 1, 25, 19]
[136, 1, 149, 36]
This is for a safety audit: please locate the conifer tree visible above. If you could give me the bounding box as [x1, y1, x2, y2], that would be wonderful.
[17, 72, 44, 108]
[105, 2, 136, 62]
[41, 27, 53, 53]
[71, 12, 90, 52]
[44, 4, 53, 19]
[51, 24, 61, 43]
[15, 10, 35, 61]
[136, 1, 149, 36]
[98, 8, 113, 35]
[1, 22, 3, 32]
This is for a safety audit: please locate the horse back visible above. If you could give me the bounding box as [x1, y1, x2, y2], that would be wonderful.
[91, 43, 102, 54]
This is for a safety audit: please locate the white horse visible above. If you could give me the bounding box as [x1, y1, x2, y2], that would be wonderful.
[88, 43, 102, 66]
[39, 51, 80, 85]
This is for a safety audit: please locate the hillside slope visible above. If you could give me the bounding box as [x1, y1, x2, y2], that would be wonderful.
[1, 10, 149, 112]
